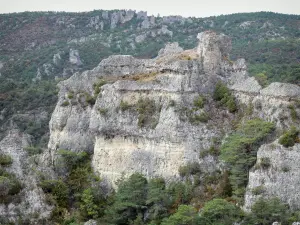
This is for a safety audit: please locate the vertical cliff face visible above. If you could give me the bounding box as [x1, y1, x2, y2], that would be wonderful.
[244, 142, 300, 211]
[48, 31, 242, 186]
[47, 30, 300, 211]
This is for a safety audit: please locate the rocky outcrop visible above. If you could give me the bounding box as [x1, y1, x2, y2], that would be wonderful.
[48, 31, 300, 195]
[245, 142, 300, 211]
[86, 16, 104, 30]
[157, 42, 183, 57]
[110, 10, 136, 29]
[48, 31, 240, 186]
[69, 49, 82, 65]
[197, 31, 231, 74]
[0, 130, 52, 223]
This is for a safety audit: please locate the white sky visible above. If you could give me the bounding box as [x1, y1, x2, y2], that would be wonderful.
[1, 0, 300, 17]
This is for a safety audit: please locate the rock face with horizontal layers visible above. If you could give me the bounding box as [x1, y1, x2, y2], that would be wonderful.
[48, 30, 300, 209]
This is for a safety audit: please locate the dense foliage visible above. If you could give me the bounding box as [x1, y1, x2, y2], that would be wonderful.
[220, 119, 275, 202]
[39, 150, 106, 223]
[279, 126, 299, 147]
[213, 81, 237, 113]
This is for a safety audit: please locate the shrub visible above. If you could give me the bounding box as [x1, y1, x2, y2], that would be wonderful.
[178, 162, 201, 177]
[220, 119, 275, 202]
[279, 126, 299, 147]
[252, 185, 265, 195]
[0, 172, 22, 203]
[24, 146, 42, 156]
[200, 146, 220, 158]
[189, 112, 210, 124]
[161, 205, 198, 225]
[58, 150, 89, 171]
[61, 100, 70, 107]
[213, 81, 230, 101]
[193, 96, 204, 109]
[136, 97, 158, 128]
[85, 93, 96, 105]
[282, 166, 290, 172]
[98, 108, 108, 116]
[0, 154, 13, 166]
[288, 104, 298, 121]
[254, 73, 269, 87]
[40, 179, 69, 207]
[199, 199, 243, 225]
[67, 92, 74, 99]
[213, 81, 237, 113]
[119, 100, 132, 112]
[93, 79, 106, 95]
[168, 100, 176, 107]
[260, 157, 271, 169]
[0, 176, 12, 197]
[244, 198, 290, 225]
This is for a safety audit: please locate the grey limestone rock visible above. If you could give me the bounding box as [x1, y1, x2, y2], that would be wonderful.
[48, 32, 243, 187]
[135, 34, 147, 43]
[260, 82, 300, 97]
[102, 11, 109, 20]
[87, 16, 104, 30]
[84, 220, 98, 225]
[69, 49, 82, 65]
[110, 12, 120, 29]
[0, 130, 52, 223]
[157, 25, 173, 37]
[157, 42, 184, 57]
[48, 31, 300, 193]
[197, 31, 231, 74]
[244, 142, 300, 211]
[137, 11, 147, 20]
[53, 52, 62, 65]
[141, 17, 150, 29]
[239, 21, 255, 29]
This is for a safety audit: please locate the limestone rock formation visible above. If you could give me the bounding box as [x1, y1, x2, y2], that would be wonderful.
[69, 49, 82, 66]
[47, 31, 300, 211]
[48, 31, 242, 187]
[157, 42, 183, 57]
[245, 142, 300, 211]
[0, 130, 52, 223]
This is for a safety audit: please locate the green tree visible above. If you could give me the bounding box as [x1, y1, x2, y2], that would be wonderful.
[220, 119, 275, 201]
[243, 198, 290, 225]
[213, 81, 237, 113]
[80, 188, 103, 219]
[161, 205, 198, 225]
[279, 126, 299, 147]
[254, 73, 269, 87]
[105, 173, 148, 224]
[146, 178, 169, 223]
[199, 199, 243, 225]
